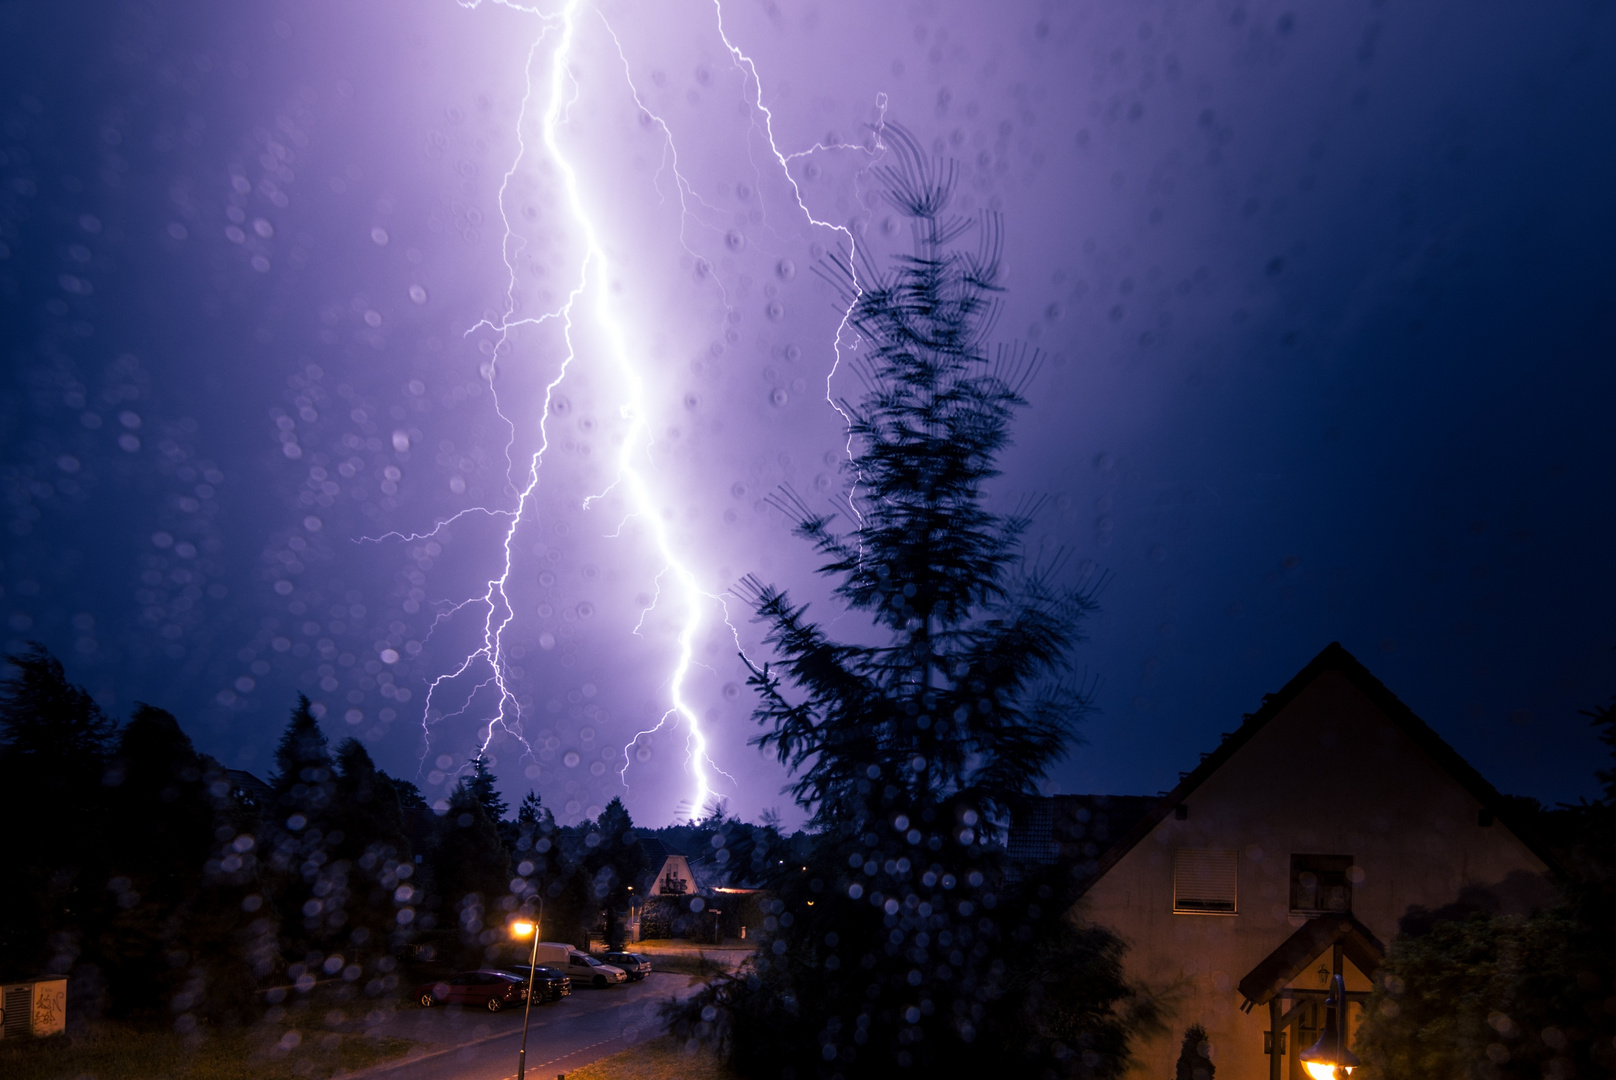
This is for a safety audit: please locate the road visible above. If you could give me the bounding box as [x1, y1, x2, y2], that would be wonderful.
[355, 973, 696, 1079]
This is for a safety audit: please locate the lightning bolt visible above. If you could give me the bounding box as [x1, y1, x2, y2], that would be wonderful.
[400, 0, 882, 821]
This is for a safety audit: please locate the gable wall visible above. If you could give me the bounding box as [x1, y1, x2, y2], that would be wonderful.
[1077, 669, 1552, 1080]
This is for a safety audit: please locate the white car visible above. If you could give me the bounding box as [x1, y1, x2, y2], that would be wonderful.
[563, 951, 627, 987]
[531, 941, 627, 987]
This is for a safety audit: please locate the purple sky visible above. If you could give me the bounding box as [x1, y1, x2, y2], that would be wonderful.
[2, 0, 1613, 828]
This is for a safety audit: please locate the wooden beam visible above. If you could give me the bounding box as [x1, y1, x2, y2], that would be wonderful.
[1270, 998, 1284, 1080]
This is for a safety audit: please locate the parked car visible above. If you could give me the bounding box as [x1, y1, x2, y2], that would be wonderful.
[415, 969, 530, 1012]
[531, 941, 628, 987]
[500, 965, 572, 1002]
[599, 951, 652, 981]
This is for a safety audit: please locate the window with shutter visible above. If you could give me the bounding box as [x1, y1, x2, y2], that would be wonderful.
[1173, 848, 1238, 914]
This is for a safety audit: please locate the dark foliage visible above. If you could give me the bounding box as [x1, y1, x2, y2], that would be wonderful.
[0, 644, 117, 983]
[670, 124, 1152, 1080]
[422, 765, 514, 966]
[0, 646, 271, 1023]
[582, 797, 649, 949]
[98, 706, 266, 1023]
[1173, 1025, 1214, 1080]
[1355, 691, 1616, 1080]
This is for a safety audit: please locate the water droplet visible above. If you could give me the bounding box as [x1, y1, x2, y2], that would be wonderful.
[776, 258, 795, 280]
[766, 300, 785, 321]
[722, 683, 741, 700]
[408, 284, 427, 304]
[725, 229, 744, 251]
[563, 750, 581, 768]
[770, 388, 788, 406]
[371, 226, 389, 246]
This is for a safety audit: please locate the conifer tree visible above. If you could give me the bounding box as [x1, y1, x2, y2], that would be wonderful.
[102, 705, 263, 1021]
[330, 738, 416, 963]
[675, 124, 1149, 1079]
[583, 796, 647, 949]
[425, 766, 513, 964]
[264, 696, 344, 961]
[467, 753, 510, 825]
[0, 645, 117, 980]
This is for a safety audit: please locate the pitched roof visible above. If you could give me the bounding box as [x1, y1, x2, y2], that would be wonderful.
[1236, 913, 1386, 1009]
[638, 837, 682, 864]
[1072, 642, 1560, 897]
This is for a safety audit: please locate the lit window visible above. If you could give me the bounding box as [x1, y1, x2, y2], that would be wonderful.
[1173, 849, 1238, 914]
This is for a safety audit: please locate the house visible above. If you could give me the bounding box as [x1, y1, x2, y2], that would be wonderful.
[641, 838, 702, 898]
[630, 838, 768, 942]
[1026, 643, 1556, 1080]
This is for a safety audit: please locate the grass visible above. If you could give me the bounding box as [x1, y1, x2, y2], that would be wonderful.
[644, 952, 736, 979]
[562, 1034, 738, 1080]
[0, 1018, 414, 1080]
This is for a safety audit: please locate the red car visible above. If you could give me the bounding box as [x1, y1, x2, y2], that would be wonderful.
[415, 969, 529, 1012]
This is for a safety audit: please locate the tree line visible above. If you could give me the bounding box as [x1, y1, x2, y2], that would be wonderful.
[0, 644, 773, 1026]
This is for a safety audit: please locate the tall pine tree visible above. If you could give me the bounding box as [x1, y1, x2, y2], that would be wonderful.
[264, 695, 342, 963]
[583, 797, 647, 949]
[675, 124, 1151, 1079]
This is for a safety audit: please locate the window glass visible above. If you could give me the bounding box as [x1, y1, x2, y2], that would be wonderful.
[1290, 854, 1353, 912]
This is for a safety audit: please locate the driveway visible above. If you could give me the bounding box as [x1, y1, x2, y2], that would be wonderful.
[349, 972, 698, 1079]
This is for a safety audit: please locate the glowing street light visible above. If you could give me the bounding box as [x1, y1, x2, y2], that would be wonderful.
[1299, 974, 1360, 1080]
[509, 902, 543, 1080]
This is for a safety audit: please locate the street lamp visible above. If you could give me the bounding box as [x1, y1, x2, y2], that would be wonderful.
[1299, 974, 1361, 1080]
[509, 900, 544, 1080]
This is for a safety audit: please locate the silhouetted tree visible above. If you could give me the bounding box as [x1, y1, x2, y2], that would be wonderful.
[673, 124, 1148, 1079]
[583, 797, 648, 949]
[100, 705, 264, 1022]
[329, 738, 416, 966]
[467, 753, 510, 827]
[263, 696, 344, 963]
[0, 645, 117, 990]
[507, 789, 591, 943]
[1173, 1025, 1214, 1080]
[424, 766, 513, 965]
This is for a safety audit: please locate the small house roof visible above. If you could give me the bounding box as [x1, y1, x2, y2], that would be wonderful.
[1236, 913, 1386, 1009]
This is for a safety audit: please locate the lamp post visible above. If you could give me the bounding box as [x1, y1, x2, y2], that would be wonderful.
[1299, 974, 1361, 1080]
[510, 899, 543, 1080]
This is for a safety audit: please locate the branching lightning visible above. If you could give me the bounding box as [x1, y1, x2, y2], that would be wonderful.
[395, 0, 881, 820]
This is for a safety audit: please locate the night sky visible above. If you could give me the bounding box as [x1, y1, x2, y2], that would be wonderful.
[2, 0, 1613, 828]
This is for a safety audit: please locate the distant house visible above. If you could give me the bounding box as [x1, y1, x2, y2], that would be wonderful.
[641, 839, 701, 897]
[631, 838, 767, 942]
[1019, 643, 1556, 1080]
[227, 769, 272, 810]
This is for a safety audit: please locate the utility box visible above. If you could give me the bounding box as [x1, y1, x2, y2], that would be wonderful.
[0, 979, 67, 1039]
